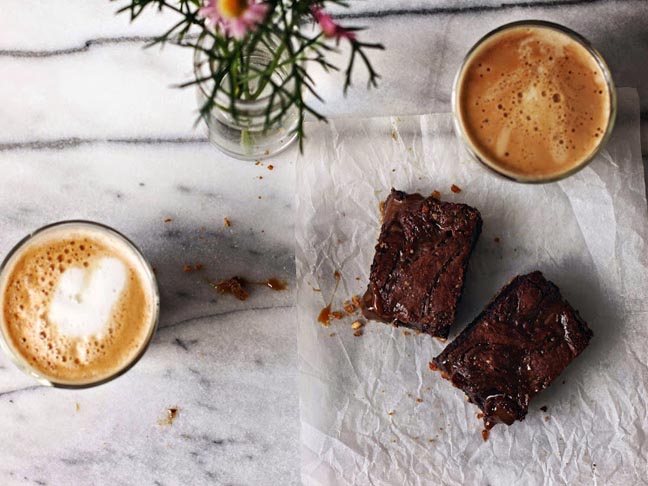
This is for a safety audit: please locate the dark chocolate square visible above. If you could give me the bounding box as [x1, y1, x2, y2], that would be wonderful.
[432, 271, 593, 430]
[362, 189, 482, 339]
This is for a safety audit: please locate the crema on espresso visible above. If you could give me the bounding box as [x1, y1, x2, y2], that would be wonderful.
[456, 24, 613, 181]
[0, 223, 157, 386]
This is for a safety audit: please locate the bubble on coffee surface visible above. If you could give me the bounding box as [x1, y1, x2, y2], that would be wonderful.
[459, 26, 611, 179]
[0, 229, 153, 384]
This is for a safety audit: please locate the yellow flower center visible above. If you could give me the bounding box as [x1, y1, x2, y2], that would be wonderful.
[218, 0, 249, 19]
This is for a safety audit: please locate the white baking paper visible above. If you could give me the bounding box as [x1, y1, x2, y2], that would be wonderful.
[295, 88, 648, 486]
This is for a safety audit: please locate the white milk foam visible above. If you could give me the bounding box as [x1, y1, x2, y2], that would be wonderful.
[48, 256, 127, 338]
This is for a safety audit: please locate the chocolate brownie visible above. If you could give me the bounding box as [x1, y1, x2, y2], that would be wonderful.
[431, 271, 593, 430]
[362, 189, 482, 339]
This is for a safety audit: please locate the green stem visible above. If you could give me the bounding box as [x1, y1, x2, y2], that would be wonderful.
[249, 41, 287, 99]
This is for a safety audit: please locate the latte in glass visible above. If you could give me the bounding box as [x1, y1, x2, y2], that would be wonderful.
[0, 221, 158, 387]
[453, 21, 616, 182]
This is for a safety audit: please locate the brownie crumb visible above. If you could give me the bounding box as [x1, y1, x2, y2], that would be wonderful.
[353, 330, 363, 337]
[540, 406, 548, 412]
[431, 190, 441, 200]
[210, 277, 249, 301]
[494, 237, 501, 243]
[183, 264, 203, 273]
[224, 217, 232, 227]
[158, 407, 180, 426]
[164, 218, 173, 223]
[451, 184, 462, 193]
[267, 164, 274, 171]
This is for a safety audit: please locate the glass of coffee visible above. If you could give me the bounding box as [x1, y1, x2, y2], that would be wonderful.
[452, 20, 616, 183]
[0, 221, 159, 388]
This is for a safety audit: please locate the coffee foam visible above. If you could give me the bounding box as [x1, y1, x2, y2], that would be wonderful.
[0, 225, 155, 385]
[457, 25, 611, 180]
[49, 256, 127, 338]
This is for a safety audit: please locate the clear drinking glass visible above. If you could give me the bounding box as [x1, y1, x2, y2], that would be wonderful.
[451, 20, 617, 183]
[194, 34, 300, 160]
[0, 221, 160, 388]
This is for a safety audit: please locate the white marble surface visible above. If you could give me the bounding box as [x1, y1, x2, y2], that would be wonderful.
[0, 148, 300, 486]
[0, 1, 647, 485]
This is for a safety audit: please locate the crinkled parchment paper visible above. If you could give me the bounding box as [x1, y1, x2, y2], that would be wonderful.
[295, 88, 648, 486]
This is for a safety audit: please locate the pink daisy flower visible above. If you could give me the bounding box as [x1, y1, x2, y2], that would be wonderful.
[311, 6, 356, 41]
[199, 0, 269, 40]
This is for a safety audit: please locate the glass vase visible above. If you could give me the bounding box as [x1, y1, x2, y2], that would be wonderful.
[194, 35, 300, 160]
